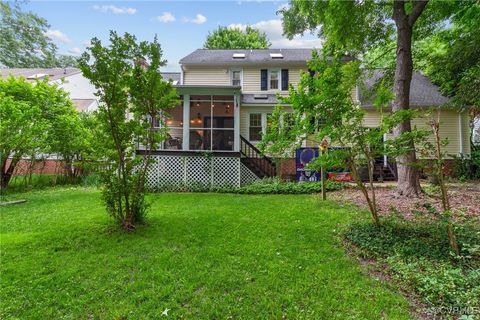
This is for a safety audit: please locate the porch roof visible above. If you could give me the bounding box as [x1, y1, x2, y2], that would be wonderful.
[175, 85, 241, 96]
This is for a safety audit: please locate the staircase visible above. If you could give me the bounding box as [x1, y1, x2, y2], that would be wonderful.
[240, 135, 276, 178]
[373, 158, 397, 181]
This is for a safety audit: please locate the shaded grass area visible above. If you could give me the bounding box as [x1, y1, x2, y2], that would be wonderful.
[1, 188, 411, 319]
[1, 174, 88, 196]
[344, 219, 480, 317]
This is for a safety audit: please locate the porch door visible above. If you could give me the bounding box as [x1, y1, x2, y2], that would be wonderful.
[189, 95, 235, 151]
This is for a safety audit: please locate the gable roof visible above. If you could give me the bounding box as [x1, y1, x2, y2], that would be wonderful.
[0, 68, 82, 81]
[359, 70, 449, 108]
[180, 49, 323, 66]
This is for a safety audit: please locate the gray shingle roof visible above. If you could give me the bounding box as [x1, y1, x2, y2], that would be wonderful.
[360, 70, 449, 108]
[0, 68, 81, 81]
[242, 71, 448, 107]
[180, 49, 321, 65]
[161, 72, 181, 83]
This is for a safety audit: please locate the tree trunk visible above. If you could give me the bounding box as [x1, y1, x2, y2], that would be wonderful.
[392, 0, 428, 197]
[1, 155, 20, 190]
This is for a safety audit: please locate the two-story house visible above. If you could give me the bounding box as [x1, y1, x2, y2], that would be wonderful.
[143, 49, 470, 189]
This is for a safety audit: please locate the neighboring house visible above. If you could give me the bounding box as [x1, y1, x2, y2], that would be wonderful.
[141, 49, 470, 188]
[0, 68, 181, 113]
[0, 68, 180, 177]
[1, 68, 99, 112]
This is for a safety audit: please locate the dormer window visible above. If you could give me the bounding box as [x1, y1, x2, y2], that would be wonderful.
[270, 53, 283, 59]
[232, 53, 245, 59]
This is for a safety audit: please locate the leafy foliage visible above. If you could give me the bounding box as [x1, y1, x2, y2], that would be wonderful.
[204, 26, 270, 49]
[78, 32, 178, 230]
[344, 218, 480, 314]
[454, 151, 480, 180]
[280, 0, 464, 196]
[0, 75, 88, 190]
[0, 2, 78, 68]
[417, 3, 480, 109]
[260, 51, 428, 226]
[222, 177, 344, 194]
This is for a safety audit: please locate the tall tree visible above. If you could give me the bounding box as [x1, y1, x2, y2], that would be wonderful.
[0, 1, 78, 68]
[204, 26, 270, 49]
[280, 0, 457, 196]
[79, 32, 179, 230]
[0, 1, 57, 67]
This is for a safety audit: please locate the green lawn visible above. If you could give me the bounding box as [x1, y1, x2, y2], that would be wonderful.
[1, 188, 412, 319]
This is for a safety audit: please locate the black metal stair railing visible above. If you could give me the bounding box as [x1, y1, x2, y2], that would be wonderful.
[240, 135, 276, 178]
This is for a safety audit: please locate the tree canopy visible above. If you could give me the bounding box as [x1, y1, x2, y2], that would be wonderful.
[79, 32, 179, 230]
[204, 26, 270, 49]
[417, 3, 480, 109]
[0, 2, 78, 68]
[279, 0, 464, 196]
[0, 75, 88, 189]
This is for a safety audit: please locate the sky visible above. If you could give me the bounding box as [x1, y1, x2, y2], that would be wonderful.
[24, 0, 323, 72]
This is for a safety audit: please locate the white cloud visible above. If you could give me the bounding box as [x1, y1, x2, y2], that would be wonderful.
[93, 5, 136, 15]
[228, 19, 323, 48]
[82, 40, 92, 47]
[156, 12, 176, 23]
[45, 29, 72, 44]
[68, 47, 82, 56]
[183, 14, 207, 24]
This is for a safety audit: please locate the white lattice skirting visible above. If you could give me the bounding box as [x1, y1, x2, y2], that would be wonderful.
[146, 155, 259, 191]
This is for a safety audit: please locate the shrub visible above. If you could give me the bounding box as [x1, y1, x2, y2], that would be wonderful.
[224, 177, 344, 195]
[148, 177, 345, 194]
[454, 150, 480, 180]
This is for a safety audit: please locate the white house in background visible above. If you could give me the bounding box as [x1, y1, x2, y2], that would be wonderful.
[1, 68, 181, 113]
[1, 68, 98, 112]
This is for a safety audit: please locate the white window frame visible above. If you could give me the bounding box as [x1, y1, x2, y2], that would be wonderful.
[268, 69, 281, 91]
[230, 68, 243, 88]
[248, 112, 271, 142]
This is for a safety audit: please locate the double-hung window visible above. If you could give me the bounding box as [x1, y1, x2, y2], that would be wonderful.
[249, 113, 263, 141]
[269, 69, 279, 90]
[231, 69, 242, 87]
[249, 112, 272, 142]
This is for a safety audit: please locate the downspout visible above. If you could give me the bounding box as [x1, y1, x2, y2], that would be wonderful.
[180, 66, 184, 85]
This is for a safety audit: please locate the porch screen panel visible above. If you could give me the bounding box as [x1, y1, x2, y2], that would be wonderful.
[212, 96, 234, 151]
[189, 97, 211, 150]
[189, 95, 235, 151]
[164, 97, 183, 150]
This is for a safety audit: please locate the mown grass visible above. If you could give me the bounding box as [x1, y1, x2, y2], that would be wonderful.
[1, 188, 412, 319]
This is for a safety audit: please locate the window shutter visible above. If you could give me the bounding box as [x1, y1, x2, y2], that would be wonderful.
[281, 69, 289, 91]
[260, 69, 268, 91]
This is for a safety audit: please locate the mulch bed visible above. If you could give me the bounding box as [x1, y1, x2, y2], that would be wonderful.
[331, 182, 480, 221]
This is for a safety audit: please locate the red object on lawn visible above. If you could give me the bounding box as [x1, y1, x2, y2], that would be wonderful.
[328, 172, 352, 182]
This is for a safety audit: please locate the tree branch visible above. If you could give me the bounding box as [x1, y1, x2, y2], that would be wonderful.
[408, 0, 428, 26]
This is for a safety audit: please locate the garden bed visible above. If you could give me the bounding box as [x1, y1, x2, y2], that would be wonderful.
[331, 182, 480, 220]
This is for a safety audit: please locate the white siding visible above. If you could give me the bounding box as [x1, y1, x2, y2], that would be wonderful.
[243, 67, 304, 94]
[183, 67, 230, 85]
[183, 66, 305, 93]
[53, 73, 97, 100]
[361, 109, 470, 158]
